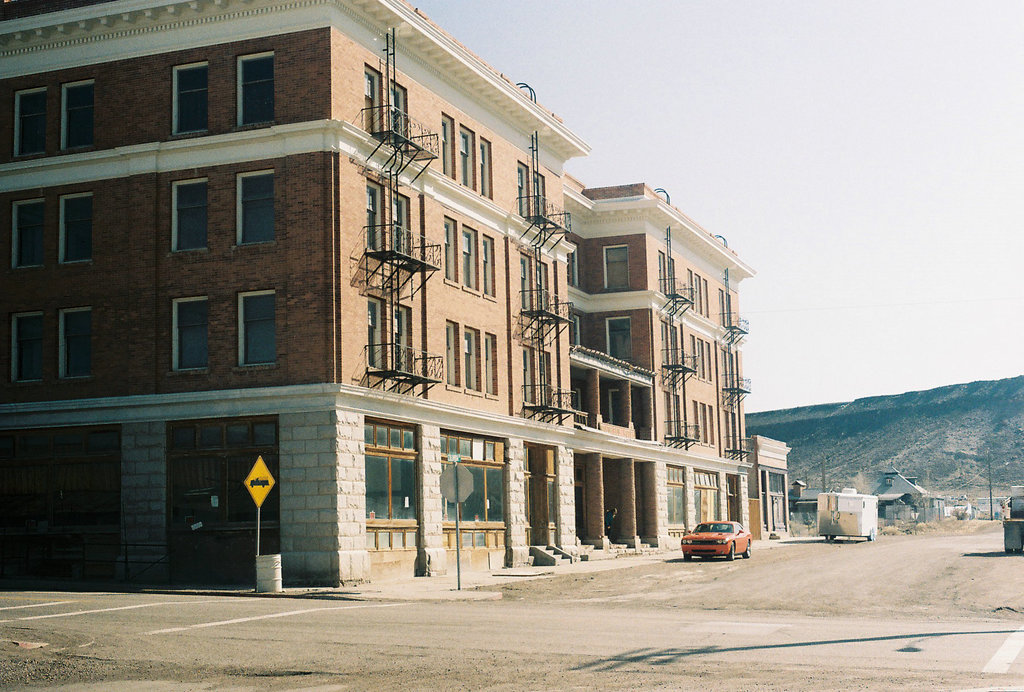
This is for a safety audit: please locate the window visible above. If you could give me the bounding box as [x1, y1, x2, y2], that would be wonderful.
[238, 291, 275, 365]
[441, 114, 455, 178]
[464, 328, 479, 391]
[479, 138, 492, 198]
[667, 466, 686, 525]
[459, 127, 475, 188]
[516, 162, 530, 215]
[61, 80, 94, 149]
[365, 182, 382, 249]
[519, 254, 530, 310]
[567, 247, 578, 287]
[481, 235, 494, 296]
[689, 269, 710, 317]
[445, 321, 459, 386]
[173, 179, 208, 251]
[173, 297, 208, 370]
[12, 312, 43, 382]
[522, 347, 535, 402]
[440, 433, 506, 548]
[606, 317, 631, 361]
[60, 193, 92, 263]
[364, 421, 418, 551]
[694, 471, 720, 522]
[484, 332, 497, 395]
[60, 307, 91, 378]
[658, 251, 666, 286]
[443, 217, 457, 281]
[569, 314, 581, 346]
[237, 171, 274, 244]
[461, 228, 477, 289]
[603, 245, 628, 289]
[362, 67, 381, 131]
[12, 200, 44, 268]
[367, 299, 382, 369]
[238, 52, 274, 126]
[173, 63, 208, 134]
[15, 88, 46, 156]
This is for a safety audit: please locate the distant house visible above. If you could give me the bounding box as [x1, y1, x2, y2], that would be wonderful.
[747, 436, 791, 539]
[871, 468, 945, 523]
[788, 480, 818, 529]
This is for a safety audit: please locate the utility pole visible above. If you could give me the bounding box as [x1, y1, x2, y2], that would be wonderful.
[988, 456, 995, 521]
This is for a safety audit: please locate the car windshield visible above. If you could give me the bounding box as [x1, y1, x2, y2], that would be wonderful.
[695, 523, 733, 534]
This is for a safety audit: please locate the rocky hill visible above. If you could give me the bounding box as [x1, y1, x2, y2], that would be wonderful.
[746, 377, 1024, 496]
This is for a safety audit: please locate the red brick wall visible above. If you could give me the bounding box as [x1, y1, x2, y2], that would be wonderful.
[574, 234, 648, 294]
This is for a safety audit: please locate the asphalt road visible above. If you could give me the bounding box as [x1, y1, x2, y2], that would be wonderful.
[2, 527, 1023, 690]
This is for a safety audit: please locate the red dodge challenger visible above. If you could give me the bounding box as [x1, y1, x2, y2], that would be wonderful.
[680, 521, 752, 561]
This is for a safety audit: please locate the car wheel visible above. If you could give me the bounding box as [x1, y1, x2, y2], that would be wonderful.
[683, 552, 692, 561]
[742, 540, 751, 559]
[726, 542, 735, 561]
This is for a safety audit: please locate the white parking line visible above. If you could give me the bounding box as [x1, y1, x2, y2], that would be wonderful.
[0, 601, 213, 624]
[983, 625, 1024, 674]
[145, 602, 404, 635]
[0, 600, 75, 611]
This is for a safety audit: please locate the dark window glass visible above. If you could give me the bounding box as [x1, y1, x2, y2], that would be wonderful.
[403, 430, 414, 450]
[390, 428, 401, 449]
[63, 82, 94, 149]
[605, 246, 629, 289]
[19, 435, 50, 457]
[376, 426, 387, 448]
[240, 173, 274, 243]
[171, 426, 195, 450]
[226, 424, 250, 446]
[365, 455, 389, 518]
[175, 64, 208, 133]
[14, 314, 43, 381]
[87, 430, 119, 453]
[390, 457, 416, 520]
[14, 201, 44, 267]
[364, 424, 375, 446]
[175, 181, 207, 250]
[240, 55, 274, 125]
[607, 317, 632, 361]
[199, 425, 222, 448]
[53, 433, 85, 456]
[0, 437, 13, 458]
[62, 195, 92, 262]
[463, 466, 486, 521]
[176, 299, 208, 369]
[486, 467, 504, 522]
[242, 293, 275, 364]
[252, 422, 276, 445]
[16, 90, 46, 155]
[62, 310, 91, 377]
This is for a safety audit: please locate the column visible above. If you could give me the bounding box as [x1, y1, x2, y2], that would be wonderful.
[279, 409, 369, 586]
[622, 381, 633, 429]
[584, 369, 600, 427]
[505, 437, 529, 566]
[582, 452, 606, 547]
[619, 458, 639, 549]
[645, 460, 668, 548]
[554, 445, 577, 552]
[119, 421, 168, 582]
[739, 472, 751, 530]
[417, 425, 446, 576]
[718, 471, 729, 522]
[684, 466, 696, 529]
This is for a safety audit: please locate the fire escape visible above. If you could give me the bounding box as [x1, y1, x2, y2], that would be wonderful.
[720, 268, 751, 459]
[518, 130, 574, 423]
[659, 224, 699, 448]
[361, 29, 443, 394]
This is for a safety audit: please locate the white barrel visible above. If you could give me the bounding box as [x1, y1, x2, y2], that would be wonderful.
[255, 553, 282, 593]
[1011, 486, 1024, 498]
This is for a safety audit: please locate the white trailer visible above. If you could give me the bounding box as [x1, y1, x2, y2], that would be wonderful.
[818, 488, 878, 542]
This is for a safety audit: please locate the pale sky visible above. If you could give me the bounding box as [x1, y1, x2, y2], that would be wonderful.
[411, 1, 1024, 412]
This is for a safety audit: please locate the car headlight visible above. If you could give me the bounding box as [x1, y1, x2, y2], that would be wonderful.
[713, 539, 729, 544]
[681, 539, 692, 545]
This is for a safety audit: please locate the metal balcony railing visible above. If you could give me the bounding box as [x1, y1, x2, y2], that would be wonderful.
[360, 105, 440, 161]
[662, 348, 697, 374]
[516, 194, 571, 233]
[366, 342, 443, 386]
[721, 374, 752, 394]
[519, 287, 572, 322]
[722, 313, 749, 342]
[522, 384, 576, 413]
[665, 420, 700, 447]
[725, 436, 754, 459]
[363, 223, 442, 272]
[659, 277, 694, 316]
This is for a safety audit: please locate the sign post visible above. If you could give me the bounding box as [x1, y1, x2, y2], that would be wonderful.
[243, 455, 276, 558]
[439, 455, 473, 590]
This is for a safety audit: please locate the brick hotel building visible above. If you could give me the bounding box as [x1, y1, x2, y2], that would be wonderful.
[0, 0, 762, 584]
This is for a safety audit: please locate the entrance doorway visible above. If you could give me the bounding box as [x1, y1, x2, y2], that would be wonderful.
[525, 444, 556, 546]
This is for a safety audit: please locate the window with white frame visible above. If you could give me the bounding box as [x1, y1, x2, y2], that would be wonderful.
[479, 138, 492, 198]
[443, 217, 457, 281]
[461, 228, 477, 289]
[60, 307, 92, 378]
[12, 312, 43, 382]
[483, 332, 496, 395]
[481, 235, 494, 296]
[566, 246, 578, 287]
[237, 171, 274, 244]
[237, 53, 274, 126]
[61, 80, 94, 149]
[173, 62, 208, 134]
[173, 297, 208, 370]
[15, 88, 46, 156]
[12, 200, 44, 268]
[464, 327, 479, 391]
[606, 316, 631, 361]
[238, 291, 275, 365]
[603, 245, 628, 289]
[445, 321, 458, 386]
[367, 298, 382, 369]
[569, 313, 581, 346]
[60, 193, 92, 263]
[441, 114, 455, 178]
[459, 127, 475, 189]
[172, 178, 208, 251]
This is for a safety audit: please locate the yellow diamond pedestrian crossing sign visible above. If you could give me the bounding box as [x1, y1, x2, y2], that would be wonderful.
[244, 455, 275, 508]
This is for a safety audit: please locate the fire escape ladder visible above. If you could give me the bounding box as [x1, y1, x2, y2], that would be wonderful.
[665, 419, 700, 449]
[661, 347, 697, 390]
[362, 28, 442, 395]
[516, 131, 571, 252]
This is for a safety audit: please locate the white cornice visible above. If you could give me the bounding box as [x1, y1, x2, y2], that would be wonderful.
[0, 382, 747, 471]
[0, 0, 589, 162]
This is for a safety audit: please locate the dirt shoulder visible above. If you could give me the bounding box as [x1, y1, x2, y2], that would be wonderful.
[492, 523, 1024, 620]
